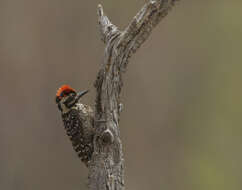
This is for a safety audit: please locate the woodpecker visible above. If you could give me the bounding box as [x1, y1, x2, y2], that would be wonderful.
[55, 85, 94, 165]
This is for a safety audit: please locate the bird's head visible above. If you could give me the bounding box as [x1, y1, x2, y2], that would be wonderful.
[55, 85, 88, 114]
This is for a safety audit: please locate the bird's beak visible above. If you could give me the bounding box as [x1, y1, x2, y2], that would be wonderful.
[75, 90, 89, 102]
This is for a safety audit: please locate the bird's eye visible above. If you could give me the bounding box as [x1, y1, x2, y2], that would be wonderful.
[60, 91, 65, 97]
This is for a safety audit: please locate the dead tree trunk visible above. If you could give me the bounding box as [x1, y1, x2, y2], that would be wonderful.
[76, 1, 180, 190]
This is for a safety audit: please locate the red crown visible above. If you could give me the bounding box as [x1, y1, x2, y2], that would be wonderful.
[56, 85, 76, 97]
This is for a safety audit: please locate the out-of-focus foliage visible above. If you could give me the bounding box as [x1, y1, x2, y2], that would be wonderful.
[0, 0, 241, 190]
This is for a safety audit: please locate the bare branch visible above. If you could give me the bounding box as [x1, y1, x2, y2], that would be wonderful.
[97, 4, 121, 44]
[119, 0, 179, 55]
[88, 1, 180, 190]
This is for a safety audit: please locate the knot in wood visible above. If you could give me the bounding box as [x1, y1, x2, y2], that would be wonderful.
[101, 129, 114, 145]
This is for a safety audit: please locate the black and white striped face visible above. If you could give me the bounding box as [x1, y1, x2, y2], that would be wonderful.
[57, 92, 77, 114]
[56, 89, 89, 114]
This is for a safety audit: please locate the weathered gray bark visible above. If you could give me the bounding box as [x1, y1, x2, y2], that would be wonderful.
[76, 1, 180, 190]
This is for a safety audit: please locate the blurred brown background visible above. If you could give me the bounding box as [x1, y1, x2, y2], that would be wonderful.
[0, 0, 242, 190]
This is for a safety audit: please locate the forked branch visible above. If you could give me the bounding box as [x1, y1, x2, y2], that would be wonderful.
[85, 1, 179, 190]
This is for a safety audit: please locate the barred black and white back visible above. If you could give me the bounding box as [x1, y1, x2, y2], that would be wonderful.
[62, 104, 94, 165]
